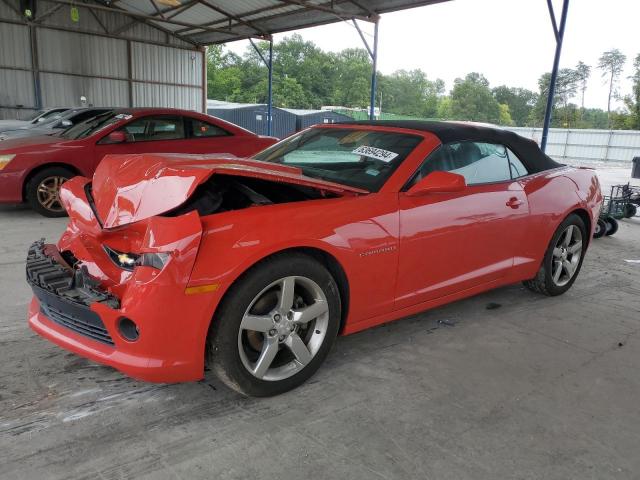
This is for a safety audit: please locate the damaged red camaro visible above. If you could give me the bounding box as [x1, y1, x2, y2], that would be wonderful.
[26, 121, 603, 396]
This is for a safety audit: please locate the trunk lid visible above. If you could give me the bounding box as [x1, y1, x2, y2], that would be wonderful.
[91, 154, 367, 228]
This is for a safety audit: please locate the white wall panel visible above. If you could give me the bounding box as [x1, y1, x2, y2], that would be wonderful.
[40, 72, 129, 107]
[133, 83, 201, 111]
[0, 69, 35, 107]
[38, 29, 127, 78]
[509, 127, 640, 163]
[0, 23, 30, 69]
[132, 43, 202, 86]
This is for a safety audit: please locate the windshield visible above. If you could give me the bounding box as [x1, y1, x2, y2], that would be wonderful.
[253, 128, 423, 192]
[61, 110, 124, 140]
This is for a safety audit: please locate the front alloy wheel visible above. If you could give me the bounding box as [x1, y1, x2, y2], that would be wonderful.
[238, 276, 329, 381]
[208, 253, 340, 396]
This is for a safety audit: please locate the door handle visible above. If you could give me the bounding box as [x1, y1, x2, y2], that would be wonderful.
[506, 197, 524, 208]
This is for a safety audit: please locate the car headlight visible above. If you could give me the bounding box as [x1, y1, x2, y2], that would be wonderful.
[104, 245, 169, 271]
[0, 154, 16, 170]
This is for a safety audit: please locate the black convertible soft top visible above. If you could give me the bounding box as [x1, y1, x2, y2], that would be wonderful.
[339, 120, 562, 174]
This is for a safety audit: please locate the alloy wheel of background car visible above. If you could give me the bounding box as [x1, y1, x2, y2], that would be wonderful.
[25, 166, 75, 217]
[523, 214, 587, 296]
[36, 176, 66, 214]
[238, 275, 329, 381]
[208, 253, 340, 397]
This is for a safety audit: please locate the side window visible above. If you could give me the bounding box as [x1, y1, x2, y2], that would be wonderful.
[506, 148, 529, 178]
[411, 141, 513, 187]
[119, 116, 185, 142]
[187, 118, 229, 138]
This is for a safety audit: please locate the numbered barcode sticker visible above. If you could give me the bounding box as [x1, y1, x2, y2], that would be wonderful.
[352, 145, 399, 163]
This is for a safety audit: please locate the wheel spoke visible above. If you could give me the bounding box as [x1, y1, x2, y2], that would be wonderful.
[553, 260, 563, 282]
[252, 336, 279, 378]
[562, 225, 573, 246]
[241, 314, 273, 333]
[568, 240, 582, 255]
[562, 260, 574, 277]
[285, 333, 312, 366]
[293, 300, 328, 324]
[278, 277, 296, 311]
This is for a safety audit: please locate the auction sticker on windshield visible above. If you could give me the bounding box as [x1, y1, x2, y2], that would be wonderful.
[352, 145, 399, 163]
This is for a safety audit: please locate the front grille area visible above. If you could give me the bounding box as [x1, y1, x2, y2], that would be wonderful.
[39, 294, 114, 346]
[26, 240, 117, 346]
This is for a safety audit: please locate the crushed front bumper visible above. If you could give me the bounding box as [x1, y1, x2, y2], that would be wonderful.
[26, 240, 219, 383]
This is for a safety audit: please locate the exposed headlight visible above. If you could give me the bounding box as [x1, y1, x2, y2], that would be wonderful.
[104, 245, 169, 271]
[0, 154, 16, 170]
[137, 252, 170, 270]
[104, 245, 139, 271]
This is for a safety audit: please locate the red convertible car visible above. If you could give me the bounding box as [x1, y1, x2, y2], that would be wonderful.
[0, 108, 277, 216]
[26, 121, 602, 396]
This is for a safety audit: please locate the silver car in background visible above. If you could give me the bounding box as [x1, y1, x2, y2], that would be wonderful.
[0, 108, 69, 133]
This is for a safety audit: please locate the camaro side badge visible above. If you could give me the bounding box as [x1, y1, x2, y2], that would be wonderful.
[360, 245, 397, 258]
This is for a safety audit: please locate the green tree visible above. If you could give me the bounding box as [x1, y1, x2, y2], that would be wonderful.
[575, 61, 591, 112]
[378, 69, 444, 117]
[598, 49, 627, 126]
[330, 48, 372, 108]
[498, 104, 514, 126]
[623, 53, 640, 130]
[449, 73, 500, 123]
[530, 69, 579, 127]
[492, 86, 537, 126]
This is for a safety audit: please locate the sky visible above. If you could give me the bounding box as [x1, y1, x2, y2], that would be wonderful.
[225, 0, 639, 111]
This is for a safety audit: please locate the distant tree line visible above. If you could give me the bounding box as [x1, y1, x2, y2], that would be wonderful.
[207, 35, 640, 130]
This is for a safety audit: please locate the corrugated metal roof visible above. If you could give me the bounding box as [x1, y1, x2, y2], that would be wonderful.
[54, 0, 450, 46]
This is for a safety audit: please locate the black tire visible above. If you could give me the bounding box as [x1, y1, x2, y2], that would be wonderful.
[624, 203, 637, 218]
[605, 217, 619, 236]
[207, 253, 341, 397]
[523, 213, 587, 296]
[593, 218, 607, 238]
[25, 166, 75, 217]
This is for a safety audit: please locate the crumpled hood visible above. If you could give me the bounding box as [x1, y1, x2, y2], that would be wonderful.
[91, 153, 367, 229]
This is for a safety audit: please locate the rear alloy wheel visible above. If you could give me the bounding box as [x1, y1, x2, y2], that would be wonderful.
[25, 167, 75, 217]
[208, 254, 340, 396]
[523, 214, 586, 296]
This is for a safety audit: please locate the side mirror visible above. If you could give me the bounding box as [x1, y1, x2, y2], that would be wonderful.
[103, 130, 127, 144]
[57, 119, 73, 129]
[406, 171, 466, 196]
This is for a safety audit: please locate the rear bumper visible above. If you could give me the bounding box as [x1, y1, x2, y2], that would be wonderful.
[26, 240, 217, 383]
[0, 169, 25, 203]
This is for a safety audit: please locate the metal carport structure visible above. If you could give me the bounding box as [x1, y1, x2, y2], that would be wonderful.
[3, 0, 569, 149]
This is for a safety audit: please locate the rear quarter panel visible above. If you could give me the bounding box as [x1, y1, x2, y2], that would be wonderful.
[514, 166, 602, 280]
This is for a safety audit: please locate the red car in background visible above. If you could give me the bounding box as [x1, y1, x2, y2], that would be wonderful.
[25, 121, 603, 396]
[0, 108, 277, 216]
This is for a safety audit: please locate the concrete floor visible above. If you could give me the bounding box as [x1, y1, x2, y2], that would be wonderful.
[1, 166, 640, 479]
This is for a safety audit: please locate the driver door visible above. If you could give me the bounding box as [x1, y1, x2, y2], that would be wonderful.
[395, 141, 529, 309]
